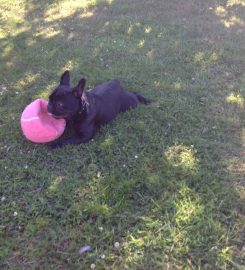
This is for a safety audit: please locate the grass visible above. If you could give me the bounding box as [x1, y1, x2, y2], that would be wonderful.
[0, 0, 245, 269]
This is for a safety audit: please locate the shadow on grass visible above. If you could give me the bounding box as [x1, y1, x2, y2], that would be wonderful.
[0, 0, 244, 269]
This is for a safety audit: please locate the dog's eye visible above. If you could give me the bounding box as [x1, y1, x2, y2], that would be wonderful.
[57, 102, 63, 108]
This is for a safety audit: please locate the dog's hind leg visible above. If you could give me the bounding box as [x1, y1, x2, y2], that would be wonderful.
[133, 92, 151, 105]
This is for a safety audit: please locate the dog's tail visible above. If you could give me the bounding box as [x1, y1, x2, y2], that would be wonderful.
[133, 92, 151, 105]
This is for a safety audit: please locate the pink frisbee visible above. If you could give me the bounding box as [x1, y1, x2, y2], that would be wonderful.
[21, 99, 66, 143]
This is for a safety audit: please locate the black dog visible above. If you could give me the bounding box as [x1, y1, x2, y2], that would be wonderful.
[47, 71, 150, 148]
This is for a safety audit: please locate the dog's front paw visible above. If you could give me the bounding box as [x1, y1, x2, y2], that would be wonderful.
[49, 141, 63, 149]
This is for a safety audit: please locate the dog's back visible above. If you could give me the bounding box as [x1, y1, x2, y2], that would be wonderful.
[91, 80, 150, 114]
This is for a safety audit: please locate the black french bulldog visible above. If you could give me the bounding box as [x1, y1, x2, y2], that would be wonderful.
[47, 70, 150, 148]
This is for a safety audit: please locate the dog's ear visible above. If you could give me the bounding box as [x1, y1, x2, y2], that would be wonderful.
[73, 78, 86, 97]
[60, 70, 70, 86]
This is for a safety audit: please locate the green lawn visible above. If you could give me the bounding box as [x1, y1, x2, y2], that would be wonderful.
[0, 0, 245, 269]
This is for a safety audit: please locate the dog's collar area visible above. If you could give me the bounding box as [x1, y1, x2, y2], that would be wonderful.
[78, 96, 89, 115]
[78, 106, 85, 115]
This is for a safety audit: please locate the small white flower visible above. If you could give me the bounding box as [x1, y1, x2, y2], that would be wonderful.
[134, 155, 138, 159]
[97, 172, 101, 178]
[209, 7, 213, 10]
[1, 196, 6, 202]
[98, 226, 104, 232]
[123, 164, 126, 168]
[2, 86, 6, 90]
[12, 116, 15, 120]
[4, 166, 7, 170]
[91, 264, 96, 269]
[24, 165, 28, 169]
[101, 254, 106, 259]
[15, 91, 19, 95]
[114, 242, 120, 248]
[192, 77, 195, 81]
[13, 211, 18, 217]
